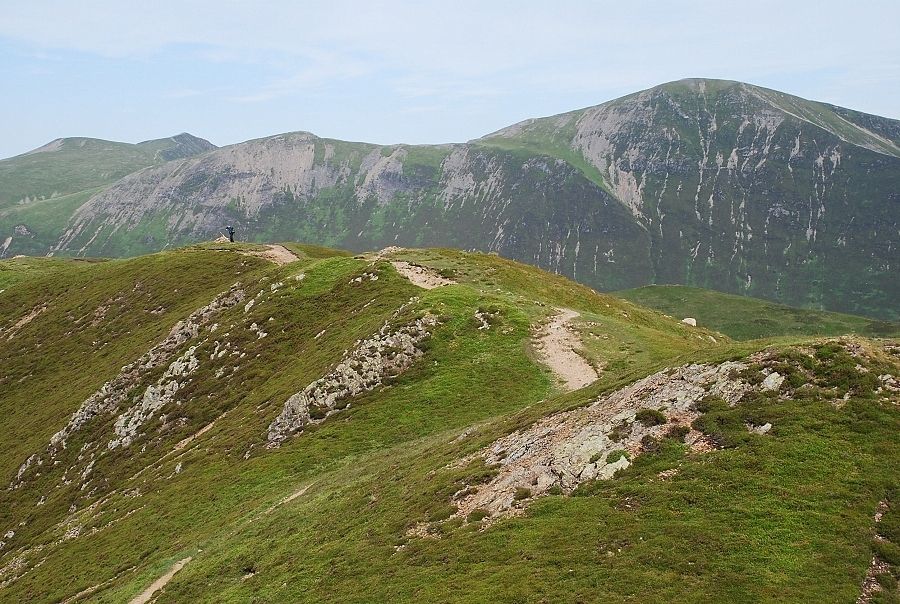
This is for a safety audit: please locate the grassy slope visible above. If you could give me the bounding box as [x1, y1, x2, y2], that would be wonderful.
[0, 256, 104, 290]
[618, 285, 900, 340]
[0, 139, 160, 210]
[0, 249, 272, 480]
[0, 244, 896, 603]
[0, 135, 214, 257]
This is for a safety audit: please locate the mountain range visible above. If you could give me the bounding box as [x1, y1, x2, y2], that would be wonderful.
[1, 78, 898, 319]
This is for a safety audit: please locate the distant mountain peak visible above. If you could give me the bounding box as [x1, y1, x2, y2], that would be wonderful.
[3, 80, 897, 320]
[23, 138, 67, 155]
[137, 133, 217, 162]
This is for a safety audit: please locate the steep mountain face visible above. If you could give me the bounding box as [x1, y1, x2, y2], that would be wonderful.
[483, 79, 900, 319]
[55, 134, 651, 290]
[4, 80, 899, 318]
[0, 244, 898, 602]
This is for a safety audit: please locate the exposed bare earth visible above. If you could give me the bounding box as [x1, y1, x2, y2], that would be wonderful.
[128, 557, 191, 604]
[241, 244, 299, 266]
[266, 483, 314, 514]
[2, 304, 47, 340]
[533, 308, 599, 391]
[390, 261, 455, 289]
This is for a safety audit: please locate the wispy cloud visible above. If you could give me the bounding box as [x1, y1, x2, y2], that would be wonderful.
[1, 0, 898, 157]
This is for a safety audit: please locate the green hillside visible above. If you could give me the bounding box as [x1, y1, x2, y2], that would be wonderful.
[0, 133, 215, 256]
[618, 285, 900, 340]
[0, 243, 897, 602]
[0, 134, 215, 210]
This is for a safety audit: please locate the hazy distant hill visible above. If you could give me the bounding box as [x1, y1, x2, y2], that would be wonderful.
[618, 284, 900, 340]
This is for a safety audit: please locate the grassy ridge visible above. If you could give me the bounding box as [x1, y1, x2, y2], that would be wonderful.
[0, 244, 896, 602]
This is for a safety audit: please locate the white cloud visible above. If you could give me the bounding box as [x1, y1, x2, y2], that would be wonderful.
[1, 0, 898, 157]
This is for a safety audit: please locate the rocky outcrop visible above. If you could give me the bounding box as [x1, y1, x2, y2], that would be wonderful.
[10, 284, 245, 488]
[47, 283, 245, 451]
[108, 345, 200, 449]
[267, 312, 440, 445]
[454, 360, 755, 521]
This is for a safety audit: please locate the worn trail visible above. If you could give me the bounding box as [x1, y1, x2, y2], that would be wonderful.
[533, 308, 599, 391]
[128, 557, 192, 604]
[390, 261, 455, 289]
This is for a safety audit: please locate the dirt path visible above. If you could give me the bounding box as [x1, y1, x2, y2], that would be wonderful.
[266, 482, 314, 514]
[242, 244, 299, 266]
[390, 261, 455, 289]
[857, 500, 891, 603]
[533, 308, 598, 391]
[129, 557, 192, 604]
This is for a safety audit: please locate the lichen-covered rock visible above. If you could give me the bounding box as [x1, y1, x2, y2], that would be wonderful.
[48, 284, 244, 450]
[453, 361, 751, 520]
[108, 346, 200, 449]
[267, 313, 439, 445]
[762, 372, 784, 391]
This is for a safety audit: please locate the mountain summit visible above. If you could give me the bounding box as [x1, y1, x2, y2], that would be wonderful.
[1, 79, 897, 318]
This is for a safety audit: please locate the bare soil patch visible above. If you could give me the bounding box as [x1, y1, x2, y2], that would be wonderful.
[390, 261, 455, 289]
[533, 308, 599, 391]
[241, 244, 299, 266]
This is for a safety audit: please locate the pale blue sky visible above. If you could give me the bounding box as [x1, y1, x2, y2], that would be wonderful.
[1, 0, 898, 159]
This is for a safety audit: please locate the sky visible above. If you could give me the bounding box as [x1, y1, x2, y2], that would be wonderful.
[1, 0, 898, 159]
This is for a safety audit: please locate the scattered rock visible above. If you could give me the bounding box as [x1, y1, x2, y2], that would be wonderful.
[656, 468, 679, 480]
[749, 422, 772, 435]
[11, 284, 245, 488]
[452, 360, 751, 521]
[350, 272, 379, 284]
[761, 372, 784, 391]
[474, 310, 493, 330]
[857, 500, 891, 604]
[249, 322, 268, 339]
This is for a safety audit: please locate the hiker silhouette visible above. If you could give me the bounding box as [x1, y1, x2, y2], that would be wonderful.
[225, 225, 235, 242]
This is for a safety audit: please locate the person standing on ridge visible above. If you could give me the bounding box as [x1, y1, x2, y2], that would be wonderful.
[225, 225, 235, 243]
